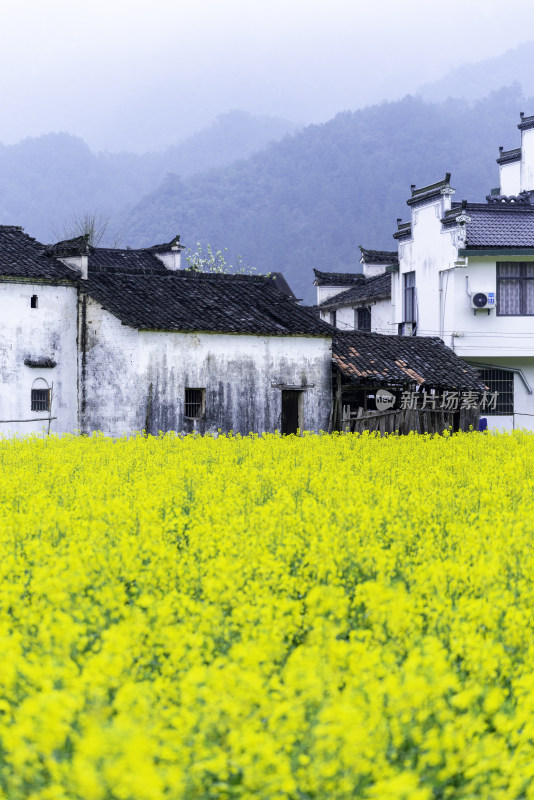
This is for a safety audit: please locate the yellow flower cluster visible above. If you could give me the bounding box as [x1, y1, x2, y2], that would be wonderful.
[1, 430, 534, 799]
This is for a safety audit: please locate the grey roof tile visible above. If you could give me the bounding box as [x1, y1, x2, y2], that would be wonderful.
[333, 331, 484, 390]
[463, 203, 534, 248]
[83, 270, 333, 337]
[0, 226, 75, 281]
[320, 272, 391, 308]
[313, 268, 365, 286]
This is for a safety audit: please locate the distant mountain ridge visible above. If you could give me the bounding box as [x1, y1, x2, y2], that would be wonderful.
[418, 42, 534, 103]
[1, 85, 533, 304]
[0, 110, 296, 243]
[117, 85, 530, 301]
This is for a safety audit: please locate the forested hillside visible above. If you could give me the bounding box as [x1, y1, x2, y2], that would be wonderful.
[1, 86, 531, 302]
[0, 111, 295, 243]
[118, 85, 529, 301]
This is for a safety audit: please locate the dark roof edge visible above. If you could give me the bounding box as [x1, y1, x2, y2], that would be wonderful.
[459, 247, 534, 256]
[406, 173, 453, 208]
[359, 246, 398, 264]
[134, 325, 332, 339]
[518, 113, 534, 132]
[497, 147, 521, 165]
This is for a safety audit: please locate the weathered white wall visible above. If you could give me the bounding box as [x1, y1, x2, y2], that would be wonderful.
[80, 298, 332, 435]
[138, 331, 333, 435]
[0, 281, 78, 435]
[500, 160, 521, 196]
[79, 296, 139, 435]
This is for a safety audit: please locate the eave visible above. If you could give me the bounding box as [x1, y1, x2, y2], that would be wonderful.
[459, 248, 534, 257]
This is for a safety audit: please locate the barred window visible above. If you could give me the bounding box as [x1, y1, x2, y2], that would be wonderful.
[31, 388, 50, 412]
[356, 306, 371, 332]
[477, 367, 514, 415]
[184, 388, 205, 419]
[497, 263, 534, 315]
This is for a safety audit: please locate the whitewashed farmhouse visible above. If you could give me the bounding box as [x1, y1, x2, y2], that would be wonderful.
[0, 227, 333, 436]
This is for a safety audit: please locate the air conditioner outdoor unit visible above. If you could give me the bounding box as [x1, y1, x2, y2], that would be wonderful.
[470, 291, 496, 310]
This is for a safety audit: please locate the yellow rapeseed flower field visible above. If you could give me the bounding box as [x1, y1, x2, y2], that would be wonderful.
[1, 430, 534, 799]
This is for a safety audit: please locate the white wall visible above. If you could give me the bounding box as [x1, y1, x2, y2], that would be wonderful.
[0, 281, 78, 435]
[500, 160, 521, 196]
[317, 285, 354, 304]
[80, 299, 333, 435]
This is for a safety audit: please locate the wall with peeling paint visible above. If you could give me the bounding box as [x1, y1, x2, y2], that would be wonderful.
[0, 281, 78, 435]
[80, 299, 333, 436]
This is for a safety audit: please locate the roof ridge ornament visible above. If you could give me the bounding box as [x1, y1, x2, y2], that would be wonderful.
[486, 191, 531, 205]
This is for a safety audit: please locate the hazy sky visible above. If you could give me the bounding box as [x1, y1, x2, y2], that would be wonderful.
[2, 0, 534, 152]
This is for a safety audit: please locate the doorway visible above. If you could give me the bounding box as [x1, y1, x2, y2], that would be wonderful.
[281, 390, 302, 435]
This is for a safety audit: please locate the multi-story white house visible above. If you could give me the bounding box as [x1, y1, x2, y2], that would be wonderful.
[317, 112, 534, 430]
[314, 247, 396, 334]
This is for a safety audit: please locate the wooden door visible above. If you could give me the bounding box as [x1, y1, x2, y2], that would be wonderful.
[281, 390, 301, 435]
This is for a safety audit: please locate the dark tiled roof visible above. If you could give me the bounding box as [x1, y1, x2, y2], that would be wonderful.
[333, 332, 484, 390]
[463, 203, 534, 248]
[497, 147, 521, 165]
[0, 226, 75, 281]
[83, 270, 333, 337]
[270, 271, 297, 299]
[88, 248, 170, 275]
[319, 272, 391, 308]
[45, 234, 90, 256]
[313, 268, 365, 286]
[359, 246, 398, 265]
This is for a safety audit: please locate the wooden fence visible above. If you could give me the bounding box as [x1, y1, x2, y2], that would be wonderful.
[341, 405, 479, 435]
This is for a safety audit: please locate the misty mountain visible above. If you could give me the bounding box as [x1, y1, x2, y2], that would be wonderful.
[418, 42, 534, 104]
[0, 111, 296, 242]
[117, 85, 529, 302]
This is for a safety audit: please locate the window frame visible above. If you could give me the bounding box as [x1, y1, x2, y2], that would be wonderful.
[31, 388, 50, 412]
[356, 306, 371, 332]
[477, 367, 514, 416]
[403, 271, 416, 323]
[184, 388, 206, 419]
[497, 262, 534, 316]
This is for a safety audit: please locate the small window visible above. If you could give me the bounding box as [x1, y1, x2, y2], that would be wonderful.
[31, 295, 38, 308]
[31, 388, 50, 412]
[184, 388, 205, 419]
[356, 306, 371, 332]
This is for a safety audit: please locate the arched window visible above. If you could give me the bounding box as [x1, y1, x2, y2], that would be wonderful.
[31, 378, 50, 412]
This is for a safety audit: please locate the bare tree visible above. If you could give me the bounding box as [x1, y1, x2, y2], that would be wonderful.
[53, 211, 123, 248]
